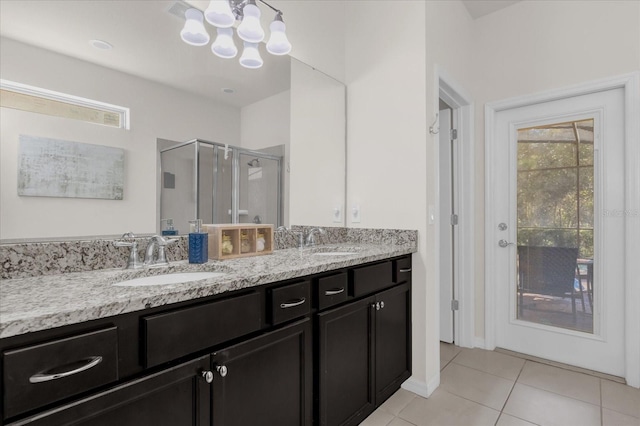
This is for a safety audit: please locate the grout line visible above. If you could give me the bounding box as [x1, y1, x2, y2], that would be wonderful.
[494, 357, 526, 426]
[599, 379, 603, 426]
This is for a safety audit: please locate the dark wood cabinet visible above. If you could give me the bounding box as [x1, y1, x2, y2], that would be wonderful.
[317, 296, 376, 426]
[8, 356, 211, 426]
[374, 283, 411, 403]
[211, 318, 312, 426]
[2, 255, 412, 426]
[318, 258, 412, 426]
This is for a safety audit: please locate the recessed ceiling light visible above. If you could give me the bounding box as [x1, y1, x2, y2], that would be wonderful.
[90, 39, 113, 50]
[221, 88, 235, 94]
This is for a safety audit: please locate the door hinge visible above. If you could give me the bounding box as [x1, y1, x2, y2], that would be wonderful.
[450, 129, 458, 140]
[451, 300, 459, 311]
[451, 214, 459, 226]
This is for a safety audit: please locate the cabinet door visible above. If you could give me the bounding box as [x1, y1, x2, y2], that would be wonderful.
[8, 356, 211, 426]
[211, 318, 312, 426]
[318, 296, 375, 426]
[375, 283, 411, 403]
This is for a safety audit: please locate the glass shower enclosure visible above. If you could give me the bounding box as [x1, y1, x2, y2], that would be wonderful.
[160, 139, 283, 234]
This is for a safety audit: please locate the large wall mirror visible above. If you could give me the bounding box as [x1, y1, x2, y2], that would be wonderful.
[0, 0, 346, 241]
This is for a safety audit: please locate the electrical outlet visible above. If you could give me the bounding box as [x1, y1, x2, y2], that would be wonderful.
[333, 205, 342, 223]
[352, 204, 361, 223]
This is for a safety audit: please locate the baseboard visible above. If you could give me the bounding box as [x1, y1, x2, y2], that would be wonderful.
[474, 337, 486, 349]
[401, 373, 439, 398]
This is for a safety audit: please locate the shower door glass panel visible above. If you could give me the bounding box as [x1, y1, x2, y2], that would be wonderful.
[239, 153, 280, 225]
[213, 146, 234, 224]
[198, 143, 214, 224]
[516, 119, 594, 334]
[160, 143, 196, 235]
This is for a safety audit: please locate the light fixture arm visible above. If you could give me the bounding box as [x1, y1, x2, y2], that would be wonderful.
[229, 0, 282, 19]
[256, 0, 282, 15]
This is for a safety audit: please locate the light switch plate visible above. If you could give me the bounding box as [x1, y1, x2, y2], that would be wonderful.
[352, 204, 361, 223]
[333, 205, 342, 223]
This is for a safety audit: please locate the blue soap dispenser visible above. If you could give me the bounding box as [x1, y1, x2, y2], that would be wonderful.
[161, 218, 179, 236]
[188, 219, 208, 264]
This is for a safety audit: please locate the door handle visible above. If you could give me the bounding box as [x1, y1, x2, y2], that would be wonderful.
[498, 239, 515, 248]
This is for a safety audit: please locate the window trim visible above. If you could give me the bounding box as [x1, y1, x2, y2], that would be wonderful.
[0, 79, 130, 129]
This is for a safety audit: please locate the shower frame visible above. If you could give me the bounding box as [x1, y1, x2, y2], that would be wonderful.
[160, 138, 283, 227]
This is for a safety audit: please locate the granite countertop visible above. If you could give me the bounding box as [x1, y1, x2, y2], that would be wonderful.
[0, 243, 416, 339]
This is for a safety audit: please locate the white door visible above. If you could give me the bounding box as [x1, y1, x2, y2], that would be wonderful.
[489, 88, 625, 376]
[439, 107, 454, 343]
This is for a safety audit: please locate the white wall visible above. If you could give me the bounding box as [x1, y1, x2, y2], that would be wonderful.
[344, 0, 431, 394]
[470, 0, 640, 340]
[0, 37, 240, 240]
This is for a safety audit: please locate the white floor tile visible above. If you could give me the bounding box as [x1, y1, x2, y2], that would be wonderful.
[518, 361, 600, 405]
[601, 379, 640, 419]
[398, 389, 500, 426]
[440, 362, 515, 410]
[453, 348, 525, 381]
[503, 383, 600, 426]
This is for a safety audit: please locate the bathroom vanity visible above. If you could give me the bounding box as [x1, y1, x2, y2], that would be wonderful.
[0, 241, 414, 426]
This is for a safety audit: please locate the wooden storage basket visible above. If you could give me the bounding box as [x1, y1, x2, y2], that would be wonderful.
[203, 224, 274, 260]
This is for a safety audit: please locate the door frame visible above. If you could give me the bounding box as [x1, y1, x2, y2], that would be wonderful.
[435, 66, 475, 349]
[484, 72, 640, 387]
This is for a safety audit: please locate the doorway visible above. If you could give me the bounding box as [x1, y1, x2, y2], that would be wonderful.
[435, 69, 475, 350]
[438, 100, 456, 344]
[485, 75, 640, 385]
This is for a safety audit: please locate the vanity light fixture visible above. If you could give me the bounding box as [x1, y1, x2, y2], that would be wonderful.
[180, 0, 292, 69]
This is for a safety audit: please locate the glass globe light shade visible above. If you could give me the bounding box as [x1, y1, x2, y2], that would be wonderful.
[266, 17, 291, 55]
[239, 42, 263, 69]
[204, 0, 235, 28]
[180, 9, 210, 46]
[237, 1, 264, 43]
[211, 28, 238, 58]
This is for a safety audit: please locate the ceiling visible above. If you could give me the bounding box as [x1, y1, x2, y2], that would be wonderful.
[0, 0, 291, 108]
[462, 0, 521, 19]
[0, 0, 521, 109]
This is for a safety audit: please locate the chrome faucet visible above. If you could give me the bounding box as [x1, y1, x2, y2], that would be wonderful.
[304, 227, 325, 247]
[114, 232, 144, 269]
[144, 235, 178, 267]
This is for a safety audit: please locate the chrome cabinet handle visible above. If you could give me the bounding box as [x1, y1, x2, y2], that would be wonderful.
[201, 370, 214, 383]
[380, 301, 385, 309]
[280, 298, 306, 309]
[216, 365, 228, 377]
[399, 268, 412, 273]
[375, 302, 381, 311]
[29, 356, 103, 383]
[324, 288, 345, 296]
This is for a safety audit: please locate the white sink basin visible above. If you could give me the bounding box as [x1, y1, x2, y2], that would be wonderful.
[113, 272, 226, 287]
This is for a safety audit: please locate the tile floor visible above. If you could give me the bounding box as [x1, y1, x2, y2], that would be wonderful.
[361, 343, 640, 426]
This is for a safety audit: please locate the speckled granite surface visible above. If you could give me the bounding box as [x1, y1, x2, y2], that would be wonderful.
[0, 228, 417, 339]
[1, 227, 418, 280]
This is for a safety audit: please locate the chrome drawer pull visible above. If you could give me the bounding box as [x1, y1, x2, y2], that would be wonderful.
[324, 288, 345, 296]
[29, 356, 103, 383]
[280, 298, 306, 309]
[399, 268, 412, 273]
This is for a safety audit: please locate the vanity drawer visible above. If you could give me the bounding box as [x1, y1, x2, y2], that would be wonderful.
[316, 272, 348, 310]
[268, 280, 311, 325]
[350, 261, 393, 297]
[3, 326, 118, 419]
[143, 292, 262, 368]
[394, 256, 412, 283]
